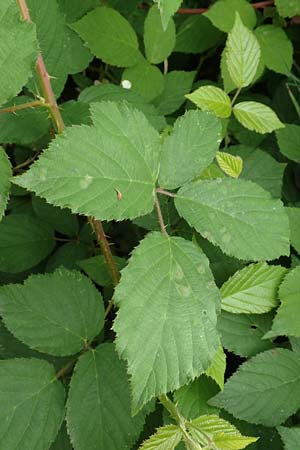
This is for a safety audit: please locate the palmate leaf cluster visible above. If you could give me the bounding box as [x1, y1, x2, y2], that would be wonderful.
[0, 0, 300, 449]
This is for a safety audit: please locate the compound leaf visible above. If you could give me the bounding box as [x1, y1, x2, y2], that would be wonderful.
[113, 232, 220, 412]
[233, 101, 285, 134]
[186, 86, 232, 118]
[139, 425, 182, 450]
[205, 0, 257, 32]
[216, 151, 243, 178]
[122, 60, 165, 102]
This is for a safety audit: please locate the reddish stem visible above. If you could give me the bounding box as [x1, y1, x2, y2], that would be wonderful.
[140, 1, 274, 14]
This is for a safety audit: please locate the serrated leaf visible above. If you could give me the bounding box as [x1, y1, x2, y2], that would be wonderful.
[216, 151, 243, 178]
[0, 0, 38, 106]
[45, 241, 89, 273]
[67, 344, 146, 450]
[186, 86, 232, 118]
[159, 110, 222, 189]
[209, 348, 300, 426]
[205, 346, 226, 389]
[144, 5, 176, 64]
[175, 178, 290, 261]
[275, 0, 300, 17]
[277, 426, 300, 450]
[154, 0, 182, 30]
[0, 268, 104, 356]
[254, 25, 293, 76]
[225, 13, 260, 88]
[77, 255, 126, 286]
[14, 101, 160, 221]
[122, 60, 165, 102]
[71, 6, 141, 67]
[220, 262, 287, 314]
[233, 102, 285, 134]
[205, 0, 256, 33]
[219, 311, 274, 357]
[0, 358, 65, 450]
[113, 232, 220, 412]
[286, 207, 300, 251]
[188, 414, 258, 449]
[0, 148, 12, 220]
[276, 123, 300, 162]
[139, 425, 182, 450]
[0, 214, 55, 273]
[265, 267, 300, 339]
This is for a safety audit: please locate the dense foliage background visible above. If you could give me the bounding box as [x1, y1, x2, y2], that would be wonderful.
[0, 0, 300, 449]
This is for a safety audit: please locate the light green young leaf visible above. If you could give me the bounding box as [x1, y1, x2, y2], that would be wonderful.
[219, 311, 274, 357]
[265, 267, 300, 338]
[216, 151, 243, 178]
[153, 70, 195, 115]
[225, 13, 261, 88]
[277, 426, 300, 450]
[276, 124, 300, 162]
[113, 233, 220, 412]
[154, 0, 183, 30]
[205, 346, 226, 389]
[122, 60, 165, 102]
[175, 178, 290, 261]
[159, 110, 222, 189]
[205, 0, 257, 32]
[0, 214, 55, 273]
[275, 0, 300, 17]
[286, 207, 300, 251]
[71, 6, 141, 67]
[233, 102, 285, 134]
[0, 268, 104, 356]
[0, 148, 12, 220]
[14, 102, 160, 221]
[209, 348, 300, 426]
[0, 358, 65, 450]
[0, 0, 38, 106]
[221, 262, 287, 314]
[144, 5, 176, 64]
[188, 414, 258, 449]
[254, 25, 293, 76]
[67, 344, 147, 450]
[139, 425, 182, 450]
[186, 86, 232, 118]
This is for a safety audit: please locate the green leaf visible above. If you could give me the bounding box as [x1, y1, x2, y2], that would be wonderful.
[233, 102, 285, 134]
[209, 348, 300, 426]
[265, 267, 300, 338]
[175, 178, 290, 261]
[144, 5, 176, 64]
[0, 358, 65, 450]
[67, 344, 146, 450]
[45, 242, 89, 273]
[77, 255, 126, 286]
[225, 13, 261, 88]
[50, 422, 72, 450]
[113, 232, 220, 412]
[205, 346, 226, 389]
[286, 207, 300, 251]
[175, 15, 224, 54]
[153, 70, 195, 115]
[186, 86, 232, 118]
[276, 123, 300, 162]
[71, 6, 141, 67]
[139, 425, 182, 450]
[219, 311, 274, 357]
[188, 414, 258, 449]
[57, 0, 98, 22]
[216, 151, 243, 178]
[122, 60, 165, 102]
[0, 0, 38, 106]
[254, 26, 293, 76]
[14, 101, 160, 221]
[205, 0, 257, 33]
[0, 214, 55, 273]
[275, 0, 300, 17]
[0, 148, 12, 220]
[154, 0, 182, 30]
[159, 110, 222, 189]
[0, 268, 104, 356]
[220, 262, 287, 314]
[277, 426, 300, 450]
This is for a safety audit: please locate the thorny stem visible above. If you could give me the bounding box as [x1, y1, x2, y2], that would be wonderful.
[0, 100, 46, 115]
[155, 194, 168, 235]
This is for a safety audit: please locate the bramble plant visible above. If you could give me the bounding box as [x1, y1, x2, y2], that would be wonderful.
[0, 0, 300, 449]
